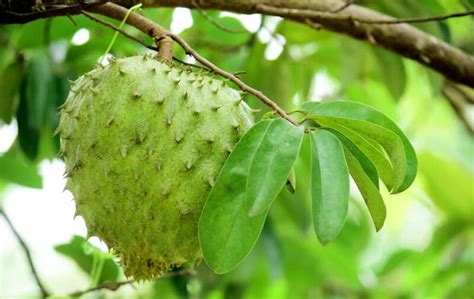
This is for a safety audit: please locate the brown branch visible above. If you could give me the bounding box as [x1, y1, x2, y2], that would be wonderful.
[69, 280, 135, 296]
[88, 3, 297, 125]
[169, 33, 297, 125]
[172, 56, 210, 71]
[254, 3, 474, 87]
[0, 209, 50, 298]
[80, 10, 160, 52]
[442, 81, 474, 134]
[331, 0, 357, 13]
[354, 9, 474, 24]
[68, 269, 196, 297]
[192, 0, 248, 33]
[89, 3, 172, 63]
[444, 80, 474, 104]
[1, 0, 473, 87]
[255, 4, 474, 25]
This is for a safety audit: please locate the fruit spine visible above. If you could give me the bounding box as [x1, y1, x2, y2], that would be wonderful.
[56, 55, 254, 280]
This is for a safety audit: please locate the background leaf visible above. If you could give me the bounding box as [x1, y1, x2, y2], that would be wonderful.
[55, 235, 120, 285]
[0, 154, 42, 188]
[16, 56, 54, 160]
[0, 55, 25, 124]
[372, 47, 407, 101]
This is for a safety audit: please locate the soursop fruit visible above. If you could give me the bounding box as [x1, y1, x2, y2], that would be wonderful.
[57, 55, 254, 280]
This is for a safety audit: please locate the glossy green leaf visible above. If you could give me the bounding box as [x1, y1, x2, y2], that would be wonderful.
[55, 235, 120, 284]
[325, 128, 379, 188]
[311, 117, 396, 191]
[345, 148, 386, 231]
[0, 56, 25, 124]
[245, 119, 304, 216]
[0, 154, 42, 188]
[303, 100, 416, 193]
[314, 116, 406, 193]
[310, 129, 350, 244]
[199, 120, 272, 274]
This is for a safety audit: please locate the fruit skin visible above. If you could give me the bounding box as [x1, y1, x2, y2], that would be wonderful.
[56, 55, 254, 280]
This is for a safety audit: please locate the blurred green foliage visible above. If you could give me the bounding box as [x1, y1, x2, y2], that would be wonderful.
[0, 0, 473, 298]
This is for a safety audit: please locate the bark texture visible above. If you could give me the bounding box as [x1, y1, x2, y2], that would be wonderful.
[1, 0, 473, 87]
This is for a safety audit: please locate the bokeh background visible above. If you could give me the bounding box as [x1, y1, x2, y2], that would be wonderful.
[1, 1, 473, 298]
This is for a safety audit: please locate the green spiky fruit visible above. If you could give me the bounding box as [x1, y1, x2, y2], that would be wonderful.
[57, 55, 254, 280]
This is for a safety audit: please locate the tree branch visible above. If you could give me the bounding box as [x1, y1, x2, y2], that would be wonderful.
[88, 3, 297, 124]
[1, 0, 473, 87]
[353, 9, 474, 25]
[67, 269, 196, 297]
[254, 3, 474, 88]
[81, 10, 160, 51]
[0, 209, 50, 298]
[192, 0, 247, 33]
[88, 3, 173, 63]
[442, 80, 474, 134]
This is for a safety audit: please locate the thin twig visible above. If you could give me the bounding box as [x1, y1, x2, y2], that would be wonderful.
[331, 0, 358, 13]
[81, 10, 159, 51]
[305, 18, 323, 30]
[173, 56, 210, 71]
[258, 4, 474, 26]
[0, 209, 50, 298]
[66, 13, 77, 26]
[355, 9, 474, 25]
[169, 33, 297, 125]
[69, 280, 134, 296]
[68, 269, 196, 297]
[89, 3, 296, 125]
[442, 81, 474, 134]
[445, 80, 474, 104]
[191, 0, 248, 34]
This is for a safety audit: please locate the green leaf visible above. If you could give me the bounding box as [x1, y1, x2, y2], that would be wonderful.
[310, 129, 350, 244]
[55, 235, 120, 284]
[0, 56, 25, 124]
[16, 57, 54, 160]
[419, 151, 474, 222]
[315, 119, 394, 191]
[199, 120, 272, 274]
[0, 154, 42, 188]
[325, 128, 379, 188]
[16, 81, 40, 160]
[315, 116, 406, 193]
[245, 119, 304, 216]
[21, 57, 53, 128]
[344, 149, 386, 231]
[303, 100, 416, 193]
[372, 47, 407, 101]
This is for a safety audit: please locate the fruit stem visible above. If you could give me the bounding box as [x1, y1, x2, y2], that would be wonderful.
[89, 3, 173, 63]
